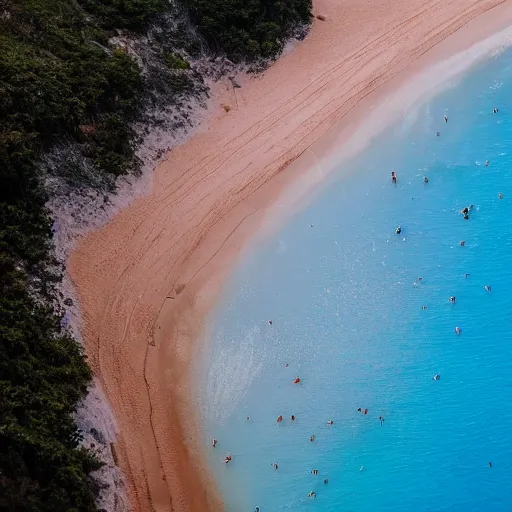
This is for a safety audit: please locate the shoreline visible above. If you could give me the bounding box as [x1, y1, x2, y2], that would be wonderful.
[68, 1, 512, 511]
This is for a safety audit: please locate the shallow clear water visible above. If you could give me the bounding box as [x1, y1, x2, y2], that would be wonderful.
[197, 50, 512, 512]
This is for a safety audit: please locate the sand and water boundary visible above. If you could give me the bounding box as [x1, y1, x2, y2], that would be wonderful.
[68, 1, 512, 510]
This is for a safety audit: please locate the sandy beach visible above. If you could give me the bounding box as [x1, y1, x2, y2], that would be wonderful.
[68, 1, 512, 510]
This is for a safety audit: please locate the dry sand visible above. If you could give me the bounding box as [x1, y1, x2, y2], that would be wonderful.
[69, 1, 512, 510]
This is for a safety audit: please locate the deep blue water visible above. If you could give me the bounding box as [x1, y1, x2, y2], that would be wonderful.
[197, 49, 512, 512]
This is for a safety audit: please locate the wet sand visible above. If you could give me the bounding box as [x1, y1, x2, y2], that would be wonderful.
[68, 1, 512, 510]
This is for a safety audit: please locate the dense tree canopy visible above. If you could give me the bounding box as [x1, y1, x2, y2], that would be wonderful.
[182, 0, 312, 60]
[0, 0, 311, 509]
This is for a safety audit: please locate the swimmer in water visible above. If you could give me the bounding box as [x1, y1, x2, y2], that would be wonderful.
[465, 273, 470, 278]
[461, 207, 469, 214]
[484, 285, 492, 293]
[293, 376, 301, 384]
[247, 416, 250, 421]
[444, 115, 448, 123]
[498, 192, 504, 199]
[268, 319, 272, 325]
[460, 240, 465, 246]
[212, 438, 217, 448]
[357, 407, 362, 413]
[485, 160, 489, 167]
[310, 435, 315, 442]
[436, 131, 440, 136]
[277, 415, 283, 423]
[433, 374, 441, 381]
[272, 462, 279, 470]
[224, 454, 232, 464]
[324, 478, 329, 484]
[464, 212, 469, 220]
[423, 176, 429, 183]
[308, 491, 316, 499]
[379, 416, 385, 426]
[291, 415, 296, 421]
[489, 462, 493, 468]
[327, 420, 334, 425]
[360, 466, 365, 472]
[493, 107, 499, 114]
[455, 326, 461, 335]
[312, 469, 319, 475]
[391, 171, 397, 183]
[449, 296, 456, 303]
[255, 507, 260, 512]
[395, 226, 402, 235]
[421, 305, 427, 310]
[364, 408, 368, 415]
[418, 277, 423, 282]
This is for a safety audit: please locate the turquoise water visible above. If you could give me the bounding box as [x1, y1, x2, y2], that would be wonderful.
[198, 50, 512, 512]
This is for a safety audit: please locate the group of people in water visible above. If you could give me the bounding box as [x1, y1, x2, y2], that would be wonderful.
[224, 111, 503, 509]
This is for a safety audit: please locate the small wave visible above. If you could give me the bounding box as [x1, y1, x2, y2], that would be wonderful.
[205, 325, 266, 424]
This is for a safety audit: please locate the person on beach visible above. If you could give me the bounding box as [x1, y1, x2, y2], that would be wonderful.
[277, 415, 283, 423]
[310, 435, 315, 442]
[449, 296, 456, 303]
[444, 115, 448, 123]
[395, 225, 402, 235]
[212, 438, 217, 448]
[293, 376, 301, 384]
[379, 416, 385, 426]
[455, 326, 461, 335]
[423, 176, 429, 183]
[391, 171, 397, 184]
[224, 454, 232, 464]
[327, 420, 334, 425]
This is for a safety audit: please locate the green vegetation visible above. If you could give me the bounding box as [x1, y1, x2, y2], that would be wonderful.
[0, 0, 163, 509]
[0, 0, 311, 508]
[181, 0, 312, 61]
[164, 51, 191, 70]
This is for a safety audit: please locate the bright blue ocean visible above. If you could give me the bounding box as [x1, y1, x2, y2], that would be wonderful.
[197, 49, 512, 512]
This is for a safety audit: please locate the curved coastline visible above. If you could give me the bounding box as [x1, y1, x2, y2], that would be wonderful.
[68, 1, 512, 510]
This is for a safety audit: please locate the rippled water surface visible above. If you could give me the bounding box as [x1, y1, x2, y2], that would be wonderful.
[197, 50, 512, 512]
